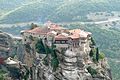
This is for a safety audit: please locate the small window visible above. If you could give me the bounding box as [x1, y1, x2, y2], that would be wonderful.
[55, 41, 60, 44]
[62, 41, 65, 44]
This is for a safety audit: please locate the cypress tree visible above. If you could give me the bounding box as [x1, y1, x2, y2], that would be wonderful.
[96, 47, 99, 62]
[91, 37, 96, 46]
[35, 39, 46, 53]
[89, 49, 94, 57]
[50, 41, 59, 71]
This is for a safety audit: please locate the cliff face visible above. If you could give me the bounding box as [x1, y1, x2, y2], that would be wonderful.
[21, 24, 112, 80]
[23, 38, 112, 80]
[0, 31, 13, 59]
[0, 31, 24, 61]
[33, 48, 112, 80]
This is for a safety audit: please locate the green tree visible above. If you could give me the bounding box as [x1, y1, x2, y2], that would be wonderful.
[91, 37, 96, 46]
[35, 39, 46, 54]
[92, 55, 97, 63]
[30, 23, 38, 30]
[99, 52, 105, 60]
[89, 49, 94, 57]
[7, 67, 21, 79]
[50, 41, 59, 71]
[51, 57, 59, 72]
[0, 69, 6, 80]
[87, 66, 97, 76]
[96, 47, 99, 62]
[35, 38, 59, 71]
[0, 75, 4, 80]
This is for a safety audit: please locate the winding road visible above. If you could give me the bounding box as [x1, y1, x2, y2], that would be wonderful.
[0, 18, 120, 29]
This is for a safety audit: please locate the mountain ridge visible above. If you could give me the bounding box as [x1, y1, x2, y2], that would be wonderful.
[0, 0, 120, 24]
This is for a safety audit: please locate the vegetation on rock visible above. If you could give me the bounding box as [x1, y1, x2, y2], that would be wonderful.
[35, 39, 46, 54]
[89, 49, 94, 57]
[87, 66, 97, 76]
[91, 37, 96, 46]
[0, 69, 6, 80]
[7, 66, 21, 79]
[25, 43, 31, 53]
[96, 47, 99, 62]
[35, 39, 59, 71]
[99, 52, 105, 60]
[30, 23, 38, 30]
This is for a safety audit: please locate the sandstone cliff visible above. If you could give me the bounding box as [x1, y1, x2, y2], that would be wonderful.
[21, 24, 112, 80]
[23, 37, 112, 80]
[0, 31, 13, 59]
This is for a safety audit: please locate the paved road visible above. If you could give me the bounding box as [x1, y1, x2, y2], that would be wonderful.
[57, 18, 120, 25]
[1, 17, 120, 28]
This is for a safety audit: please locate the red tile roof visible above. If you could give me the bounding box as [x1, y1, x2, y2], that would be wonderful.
[45, 21, 65, 30]
[49, 24, 65, 30]
[23, 22, 91, 40]
[55, 34, 68, 40]
[69, 29, 81, 39]
[24, 27, 50, 35]
[24, 23, 65, 35]
[69, 34, 80, 39]
[69, 29, 81, 34]
[47, 31, 57, 35]
[69, 29, 92, 38]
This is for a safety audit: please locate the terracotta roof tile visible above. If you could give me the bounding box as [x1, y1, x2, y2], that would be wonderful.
[69, 29, 81, 34]
[47, 31, 57, 35]
[55, 34, 68, 40]
[49, 24, 66, 30]
[24, 27, 50, 35]
[69, 34, 80, 39]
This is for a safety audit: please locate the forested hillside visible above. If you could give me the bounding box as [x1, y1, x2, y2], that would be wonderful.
[0, 0, 120, 80]
[0, 0, 120, 24]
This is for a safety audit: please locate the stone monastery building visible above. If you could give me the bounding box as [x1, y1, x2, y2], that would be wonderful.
[21, 22, 92, 52]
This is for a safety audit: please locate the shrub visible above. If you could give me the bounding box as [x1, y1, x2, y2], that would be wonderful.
[91, 37, 96, 46]
[35, 39, 59, 71]
[0, 69, 6, 80]
[89, 49, 94, 57]
[96, 48, 99, 62]
[30, 23, 38, 30]
[7, 67, 21, 79]
[35, 39, 46, 54]
[92, 55, 97, 63]
[87, 66, 97, 76]
[51, 58, 59, 72]
[99, 52, 105, 60]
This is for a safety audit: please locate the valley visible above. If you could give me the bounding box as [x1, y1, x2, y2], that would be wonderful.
[0, 0, 120, 80]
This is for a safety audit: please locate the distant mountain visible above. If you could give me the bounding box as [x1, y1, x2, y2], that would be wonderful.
[0, 0, 120, 80]
[0, 0, 120, 24]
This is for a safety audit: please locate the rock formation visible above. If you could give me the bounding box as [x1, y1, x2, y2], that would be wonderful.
[0, 31, 13, 59]
[0, 23, 112, 80]
[21, 23, 112, 80]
